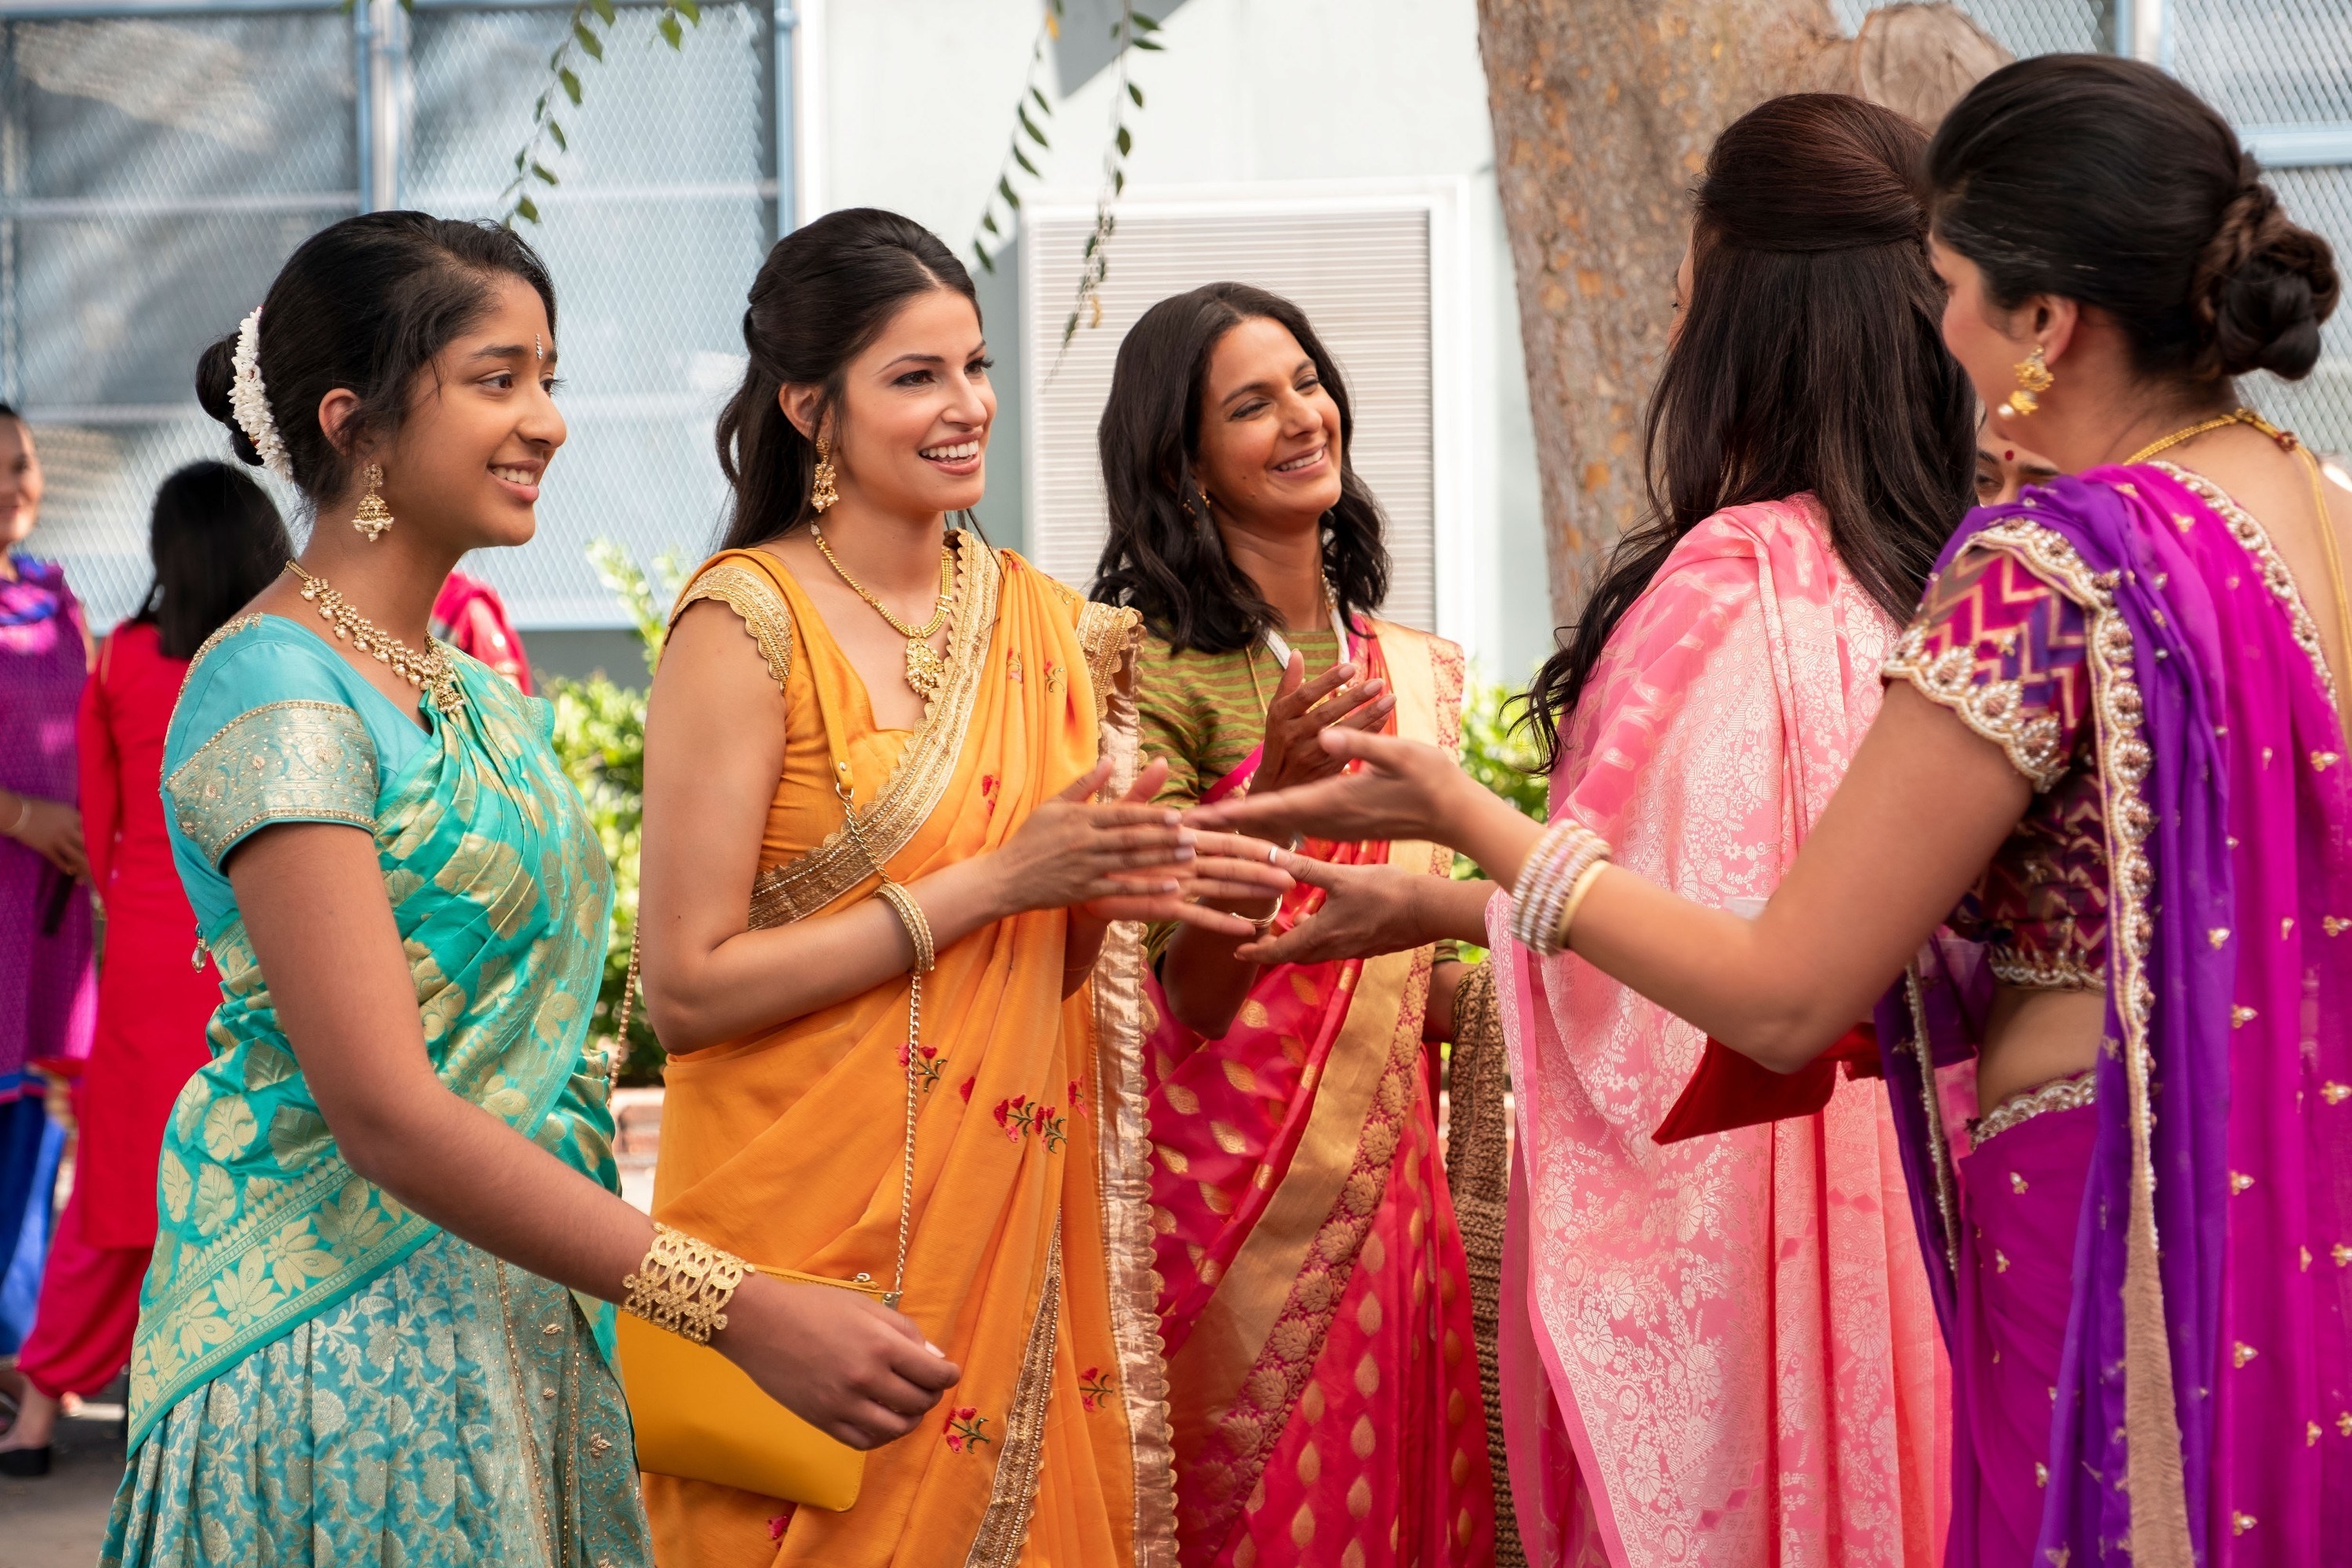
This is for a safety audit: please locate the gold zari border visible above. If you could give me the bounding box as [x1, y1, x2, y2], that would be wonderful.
[1969, 1069, 2096, 1147]
[1967, 517, 2192, 1565]
[964, 1228, 1064, 1568]
[670, 561, 796, 694]
[746, 533, 1000, 927]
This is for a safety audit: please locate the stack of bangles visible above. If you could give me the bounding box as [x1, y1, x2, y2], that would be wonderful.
[1508, 818, 1612, 956]
[877, 880, 937, 974]
[623, 1222, 753, 1344]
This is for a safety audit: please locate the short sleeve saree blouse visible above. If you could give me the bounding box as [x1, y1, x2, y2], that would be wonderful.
[1884, 532, 2110, 990]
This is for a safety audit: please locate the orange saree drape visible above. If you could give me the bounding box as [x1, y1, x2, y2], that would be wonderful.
[641, 536, 1174, 1568]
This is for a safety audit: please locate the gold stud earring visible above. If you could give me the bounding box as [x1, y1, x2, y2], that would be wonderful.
[2003, 346, 2054, 419]
[810, 435, 839, 515]
[352, 463, 394, 542]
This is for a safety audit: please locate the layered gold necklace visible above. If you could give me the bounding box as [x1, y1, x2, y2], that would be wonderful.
[809, 524, 957, 699]
[285, 561, 461, 715]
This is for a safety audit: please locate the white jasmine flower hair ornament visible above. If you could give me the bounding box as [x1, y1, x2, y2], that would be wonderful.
[229, 307, 295, 482]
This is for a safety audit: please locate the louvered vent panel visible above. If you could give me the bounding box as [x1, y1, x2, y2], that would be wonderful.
[1022, 201, 1436, 630]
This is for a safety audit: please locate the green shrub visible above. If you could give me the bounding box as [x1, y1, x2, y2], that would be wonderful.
[540, 541, 681, 1087]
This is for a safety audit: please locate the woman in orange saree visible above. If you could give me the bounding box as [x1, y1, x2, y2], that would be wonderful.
[636, 211, 1285, 1566]
[1091, 283, 1495, 1567]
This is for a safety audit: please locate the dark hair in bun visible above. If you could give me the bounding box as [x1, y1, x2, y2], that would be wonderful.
[195, 212, 557, 506]
[1929, 54, 2338, 383]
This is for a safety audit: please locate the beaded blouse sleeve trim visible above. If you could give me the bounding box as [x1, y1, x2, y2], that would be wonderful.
[165, 699, 379, 867]
[1882, 539, 2093, 791]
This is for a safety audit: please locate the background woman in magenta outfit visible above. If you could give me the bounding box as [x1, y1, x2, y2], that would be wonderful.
[0, 404, 94, 1374]
[0, 462, 289, 1474]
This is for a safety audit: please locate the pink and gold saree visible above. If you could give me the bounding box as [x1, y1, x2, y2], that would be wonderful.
[1488, 496, 1950, 1566]
[1143, 619, 1495, 1568]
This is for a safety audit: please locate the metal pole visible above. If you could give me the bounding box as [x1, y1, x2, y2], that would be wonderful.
[2123, 0, 2169, 68]
[774, 3, 797, 238]
[361, 0, 402, 212]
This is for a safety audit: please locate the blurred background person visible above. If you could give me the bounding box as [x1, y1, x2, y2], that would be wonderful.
[430, 566, 532, 691]
[0, 462, 289, 1475]
[0, 404, 93, 1378]
[1975, 408, 2059, 506]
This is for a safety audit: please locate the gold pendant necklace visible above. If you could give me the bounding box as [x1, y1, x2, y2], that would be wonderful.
[2123, 405, 2296, 465]
[285, 561, 460, 715]
[809, 524, 957, 699]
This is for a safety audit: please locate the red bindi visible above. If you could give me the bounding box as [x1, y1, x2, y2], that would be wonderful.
[2003, 450, 2015, 460]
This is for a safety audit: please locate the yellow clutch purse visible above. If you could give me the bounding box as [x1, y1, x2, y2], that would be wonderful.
[614, 1267, 886, 1512]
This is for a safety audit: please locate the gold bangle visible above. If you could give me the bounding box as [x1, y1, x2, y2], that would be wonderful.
[877, 881, 936, 974]
[622, 1222, 751, 1345]
[1552, 859, 1610, 950]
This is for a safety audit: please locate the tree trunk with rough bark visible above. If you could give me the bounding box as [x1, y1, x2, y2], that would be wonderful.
[1479, 0, 1849, 622]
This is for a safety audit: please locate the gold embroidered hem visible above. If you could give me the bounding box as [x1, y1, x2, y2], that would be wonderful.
[1969, 1069, 2097, 1146]
[2152, 463, 2339, 704]
[962, 1229, 1064, 1568]
[1987, 948, 2107, 992]
[164, 699, 379, 866]
[671, 561, 797, 694]
[1442, 961, 1522, 1568]
[1882, 637, 2071, 789]
[747, 532, 1000, 926]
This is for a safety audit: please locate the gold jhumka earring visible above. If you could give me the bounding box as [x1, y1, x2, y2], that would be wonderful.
[2003, 346, 2054, 419]
[810, 435, 839, 514]
[351, 463, 394, 542]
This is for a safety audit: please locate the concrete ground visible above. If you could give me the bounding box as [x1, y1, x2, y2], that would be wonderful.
[0, 1385, 125, 1568]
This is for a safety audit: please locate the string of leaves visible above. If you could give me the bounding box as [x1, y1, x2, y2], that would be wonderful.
[970, 0, 1067, 273]
[501, 0, 704, 227]
[1059, 4, 1159, 353]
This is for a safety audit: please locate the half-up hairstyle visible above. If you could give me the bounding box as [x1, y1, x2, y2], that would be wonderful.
[1091, 282, 1389, 654]
[1929, 54, 2339, 383]
[716, 208, 978, 550]
[1523, 93, 1975, 768]
[194, 212, 557, 506]
[132, 462, 292, 659]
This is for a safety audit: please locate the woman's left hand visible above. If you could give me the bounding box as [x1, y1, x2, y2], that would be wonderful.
[1189, 728, 1461, 847]
[1251, 651, 1392, 796]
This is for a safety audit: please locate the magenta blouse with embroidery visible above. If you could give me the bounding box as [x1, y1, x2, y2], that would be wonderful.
[1883, 539, 2109, 990]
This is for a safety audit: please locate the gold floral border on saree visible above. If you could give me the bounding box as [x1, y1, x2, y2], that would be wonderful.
[1162, 619, 1463, 1541]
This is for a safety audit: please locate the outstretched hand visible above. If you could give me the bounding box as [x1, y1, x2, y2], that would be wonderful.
[1069, 758, 1293, 937]
[1186, 728, 1461, 847]
[1230, 853, 1430, 967]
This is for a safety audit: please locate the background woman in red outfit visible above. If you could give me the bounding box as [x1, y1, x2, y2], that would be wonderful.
[0, 462, 288, 1472]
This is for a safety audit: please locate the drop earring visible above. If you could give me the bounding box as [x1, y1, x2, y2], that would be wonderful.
[2003, 345, 2054, 419]
[351, 463, 394, 542]
[810, 435, 839, 515]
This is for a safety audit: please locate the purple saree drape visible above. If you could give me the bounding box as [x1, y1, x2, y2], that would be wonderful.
[1875, 464, 2352, 1566]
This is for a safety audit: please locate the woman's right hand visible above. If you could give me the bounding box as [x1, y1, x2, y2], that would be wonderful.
[985, 757, 1202, 916]
[719, 1274, 962, 1450]
[3, 794, 85, 880]
[1189, 728, 1466, 848]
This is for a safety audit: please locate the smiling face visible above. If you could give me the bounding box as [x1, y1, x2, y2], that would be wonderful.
[0, 416, 42, 554]
[363, 273, 565, 554]
[814, 287, 994, 520]
[1191, 315, 1344, 532]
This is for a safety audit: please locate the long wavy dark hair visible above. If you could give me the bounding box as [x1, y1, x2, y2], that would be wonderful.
[1522, 93, 1976, 770]
[1090, 282, 1389, 653]
[714, 208, 981, 550]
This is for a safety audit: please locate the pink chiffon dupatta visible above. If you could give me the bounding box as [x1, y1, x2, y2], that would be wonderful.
[1490, 497, 1951, 1566]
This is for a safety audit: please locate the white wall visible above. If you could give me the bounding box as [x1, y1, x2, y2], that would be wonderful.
[811, 0, 1553, 681]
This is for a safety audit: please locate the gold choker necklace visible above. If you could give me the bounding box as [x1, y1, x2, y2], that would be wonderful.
[285, 561, 460, 715]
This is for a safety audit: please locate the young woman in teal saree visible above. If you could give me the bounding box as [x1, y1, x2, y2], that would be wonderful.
[103, 213, 963, 1568]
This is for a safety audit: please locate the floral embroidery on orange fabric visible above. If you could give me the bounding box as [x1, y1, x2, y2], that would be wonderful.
[1078, 1366, 1116, 1411]
[980, 773, 1000, 815]
[1005, 652, 1023, 684]
[1067, 1077, 1088, 1118]
[764, 1510, 792, 1542]
[943, 1406, 993, 1453]
[1044, 660, 1066, 696]
[993, 1095, 1068, 1152]
[958, 1074, 977, 1105]
[897, 1040, 944, 1094]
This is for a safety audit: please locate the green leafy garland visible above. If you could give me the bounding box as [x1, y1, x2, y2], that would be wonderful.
[501, 0, 705, 227]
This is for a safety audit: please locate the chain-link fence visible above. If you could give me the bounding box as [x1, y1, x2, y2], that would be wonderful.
[1, 1, 779, 630]
[1830, 0, 2352, 459]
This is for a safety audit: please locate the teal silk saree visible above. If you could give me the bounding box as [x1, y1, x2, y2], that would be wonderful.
[103, 614, 648, 1568]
